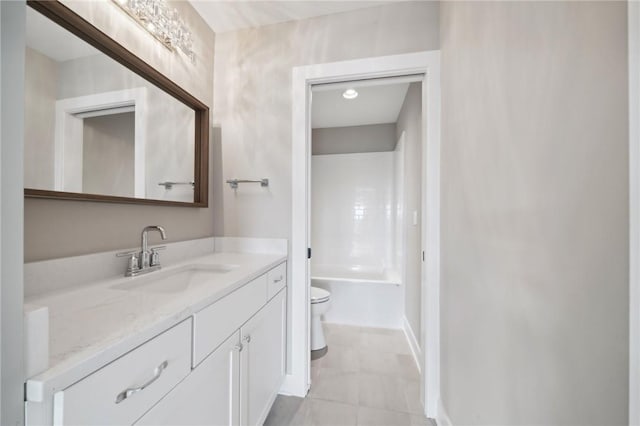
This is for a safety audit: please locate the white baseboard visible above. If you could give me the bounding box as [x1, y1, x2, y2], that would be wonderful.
[436, 397, 453, 426]
[402, 316, 422, 374]
[279, 374, 308, 398]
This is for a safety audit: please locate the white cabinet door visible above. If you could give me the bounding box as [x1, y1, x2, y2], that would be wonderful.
[54, 320, 192, 426]
[135, 331, 241, 426]
[240, 289, 287, 426]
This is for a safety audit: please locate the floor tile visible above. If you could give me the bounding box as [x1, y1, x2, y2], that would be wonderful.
[396, 354, 420, 380]
[309, 367, 359, 405]
[410, 414, 436, 426]
[357, 406, 411, 426]
[319, 345, 360, 373]
[324, 323, 362, 347]
[266, 324, 426, 425]
[359, 331, 412, 355]
[357, 373, 412, 413]
[292, 399, 358, 426]
[403, 380, 424, 415]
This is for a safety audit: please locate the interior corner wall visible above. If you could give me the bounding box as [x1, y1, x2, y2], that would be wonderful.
[395, 82, 422, 348]
[24, 0, 218, 261]
[440, 2, 629, 424]
[213, 1, 440, 240]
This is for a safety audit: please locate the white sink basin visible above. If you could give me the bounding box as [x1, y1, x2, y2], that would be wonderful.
[111, 264, 239, 294]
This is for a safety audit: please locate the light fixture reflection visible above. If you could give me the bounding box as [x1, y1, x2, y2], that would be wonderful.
[342, 88, 358, 100]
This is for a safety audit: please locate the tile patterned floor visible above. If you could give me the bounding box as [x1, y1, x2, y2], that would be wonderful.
[264, 323, 436, 426]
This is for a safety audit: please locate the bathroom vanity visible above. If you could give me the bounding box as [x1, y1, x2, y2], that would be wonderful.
[24, 240, 287, 426]
[20, 2, 289, 424]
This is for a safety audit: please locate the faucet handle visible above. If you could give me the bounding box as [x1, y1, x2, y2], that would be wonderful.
[116, 251, 140, 275]
[116, 250, 138, 258]
[149, 246, 166, 267]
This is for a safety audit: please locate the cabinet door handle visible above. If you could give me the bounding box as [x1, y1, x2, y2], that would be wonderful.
[115, 360, 168, 404]
[233, 343, 243, 352]
[273, 276, 283, 283]
[243, 335, 251, 344]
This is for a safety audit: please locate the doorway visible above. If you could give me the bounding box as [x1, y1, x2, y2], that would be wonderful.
[285, 51, 441, 420]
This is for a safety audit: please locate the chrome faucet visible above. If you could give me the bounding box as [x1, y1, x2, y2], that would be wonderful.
[117, 225, 167, 277]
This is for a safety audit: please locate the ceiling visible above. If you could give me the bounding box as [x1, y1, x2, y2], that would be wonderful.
[189, 1, 396, 34]
[312, 82, 410, 129]
[26, 7, 100, 62]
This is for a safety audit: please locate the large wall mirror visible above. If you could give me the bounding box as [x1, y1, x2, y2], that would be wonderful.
[24, 1, 209, 206]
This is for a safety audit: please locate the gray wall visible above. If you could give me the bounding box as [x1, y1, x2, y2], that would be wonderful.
[24, 1, 217, 262]
[214, 1, 440, 239]
[396, 82, 422, 351]
[82, 112, 135, 197]
[24, 47, 56, 189]
[312, 124, 396, 155]
[440, 2, 628, 424]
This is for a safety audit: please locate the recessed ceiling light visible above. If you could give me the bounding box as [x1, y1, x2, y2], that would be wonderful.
[342, 88, 358, 100]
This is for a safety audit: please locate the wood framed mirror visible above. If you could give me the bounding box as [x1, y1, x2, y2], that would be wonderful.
[24, 0, 209, 207]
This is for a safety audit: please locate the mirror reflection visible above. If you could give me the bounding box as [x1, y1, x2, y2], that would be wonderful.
[24, 6, 196, 202]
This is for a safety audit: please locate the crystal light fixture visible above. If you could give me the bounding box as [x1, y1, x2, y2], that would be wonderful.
[111, 0, 196, 63]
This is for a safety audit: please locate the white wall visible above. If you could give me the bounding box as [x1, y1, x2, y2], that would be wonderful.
[440, 2, 628, 424]
[213, 1, 439, 240]
[311, 152, 395, 269]
[396, 82, 422, 351]
[1, 1, 25, 423]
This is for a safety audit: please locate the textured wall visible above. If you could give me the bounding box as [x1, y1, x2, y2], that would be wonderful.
[24, 0, 216, 261]
[213, 1, 439, 240]
[440, 2, 628, 424]
[312, 124, 396, 155]
[396, 82, 422, 350]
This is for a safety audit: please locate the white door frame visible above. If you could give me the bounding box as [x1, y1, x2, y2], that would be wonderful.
[629, 0, 639, 423]
[286, 50, 441, 418]
[54, 88, 147, 197]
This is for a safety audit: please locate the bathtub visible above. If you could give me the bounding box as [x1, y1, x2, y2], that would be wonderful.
[311, 264, 403, 329]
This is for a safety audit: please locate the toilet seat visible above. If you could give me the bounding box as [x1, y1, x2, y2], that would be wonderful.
[311, 287, 330, 304]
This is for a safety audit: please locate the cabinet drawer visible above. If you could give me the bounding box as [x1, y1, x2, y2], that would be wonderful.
[193, 274, 267, 366]
[267, 262, 286, 300]
[53, 319, 192, 426]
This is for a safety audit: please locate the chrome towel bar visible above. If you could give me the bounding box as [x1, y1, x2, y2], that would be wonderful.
[158, 181, 195, 190]
[226, 179, 269, 189]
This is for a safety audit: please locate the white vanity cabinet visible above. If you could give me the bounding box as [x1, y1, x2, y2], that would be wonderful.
[240, 289, 287, 426]
[135, 331, 242, 426]
[51, 319, 193, 426]
[26, 260, 287, 426]
[136, 288, 287, 426]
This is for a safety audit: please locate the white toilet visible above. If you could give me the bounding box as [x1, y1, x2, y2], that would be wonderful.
[310, 286, 331, 351]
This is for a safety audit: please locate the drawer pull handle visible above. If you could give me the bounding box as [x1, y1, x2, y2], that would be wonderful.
[115, 360, 169, 404]
[273, 276, 283, 283]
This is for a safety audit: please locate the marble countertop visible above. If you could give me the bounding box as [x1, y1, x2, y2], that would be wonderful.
[25, 251, 286, 401]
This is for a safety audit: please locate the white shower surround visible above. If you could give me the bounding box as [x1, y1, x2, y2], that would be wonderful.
[311, 151, 404, 328]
